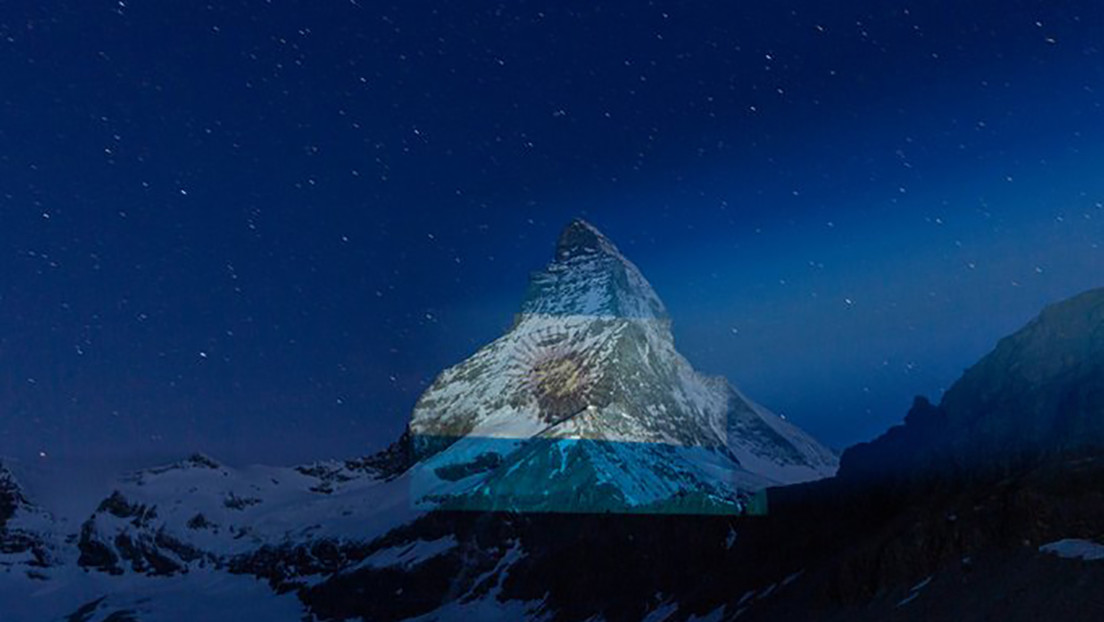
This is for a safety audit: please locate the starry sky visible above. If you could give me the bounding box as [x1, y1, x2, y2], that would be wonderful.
[1, 1, 1102, 465]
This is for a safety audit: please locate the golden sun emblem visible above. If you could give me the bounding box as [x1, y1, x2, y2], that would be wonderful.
[511, 330, 611, 424]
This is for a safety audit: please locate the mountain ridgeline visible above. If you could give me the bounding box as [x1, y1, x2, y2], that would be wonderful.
[840, 287, 1104, 483]
[715, 286, 1104, 622]
[0, 223, 1101, 621]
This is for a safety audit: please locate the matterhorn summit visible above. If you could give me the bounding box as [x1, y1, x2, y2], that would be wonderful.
[409, 219, 837, 514]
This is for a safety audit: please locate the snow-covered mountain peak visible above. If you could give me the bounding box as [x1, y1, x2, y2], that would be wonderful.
[519, 219, 667, 320]
[408, 220, 837, 513]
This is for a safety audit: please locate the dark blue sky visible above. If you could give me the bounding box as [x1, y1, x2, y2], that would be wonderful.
[1, 1, 1101, 464]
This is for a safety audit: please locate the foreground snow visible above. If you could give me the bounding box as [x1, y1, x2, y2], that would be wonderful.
[1039, 538, 1104, 561]
[0, 565, 304, 622]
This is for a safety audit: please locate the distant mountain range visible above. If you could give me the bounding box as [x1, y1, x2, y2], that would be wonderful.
[1, 223, 1101, 621]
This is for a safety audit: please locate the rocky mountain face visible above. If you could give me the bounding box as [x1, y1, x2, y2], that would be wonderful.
[939, 287, 1104, 457]
[408, 219, 836, 514]
[839, 287, 1104, 483]
[0, 463, 53, 572]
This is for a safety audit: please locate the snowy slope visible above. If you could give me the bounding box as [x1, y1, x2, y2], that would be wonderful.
[70, 454, 421, 577]
[1, 454, 421, 620]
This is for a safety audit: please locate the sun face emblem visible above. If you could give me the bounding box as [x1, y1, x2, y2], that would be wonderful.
[511, 330, 610, 425]
[530, 352, 589, 421]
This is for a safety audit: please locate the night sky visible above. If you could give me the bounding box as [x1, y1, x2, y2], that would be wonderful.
[1, 1, 1101, 466]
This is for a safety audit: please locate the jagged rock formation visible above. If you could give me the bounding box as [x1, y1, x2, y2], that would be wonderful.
[0, 462, 54, 571]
